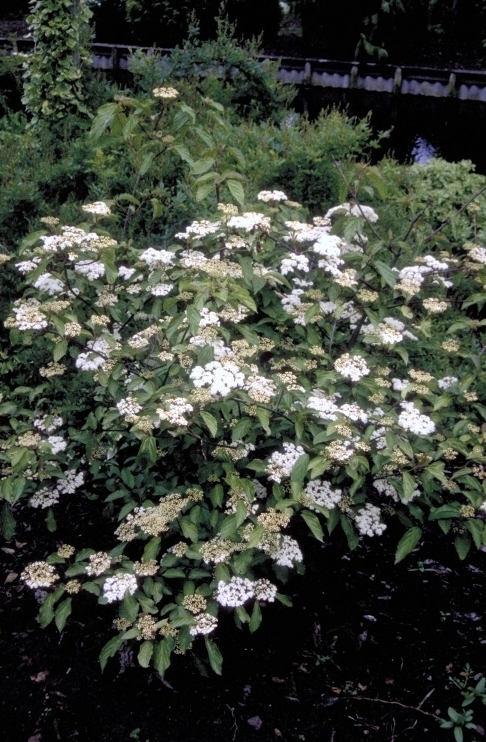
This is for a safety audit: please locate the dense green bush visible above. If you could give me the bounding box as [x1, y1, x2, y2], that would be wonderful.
[3, 84, 486, 680]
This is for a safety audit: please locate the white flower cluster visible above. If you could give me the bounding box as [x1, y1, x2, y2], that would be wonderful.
[355, 503, 386, 536]
[189, 613, 218, 636]
[46, 435, 67, 454]
[244, 374, 277, 403]
[215, 577, 254, 607]
[266, 443, 305, 483]
[467, 245, 486, 264]
[150, 283, 172, 297]
[190, 361, 244, 396]
[280, 253, 310, 275]
[139, 247, 175, 268]
[157, 398, 193, 426]
[334, 353, 370, 381]
[227, 212, 271, 232]
[257, 190, 287, 202]
[102, 573, 138, 602]
[361, 317, 416, 345]
[398, 402, 436, 435]
[33, 273, 65, 295]
[117, 396, 143, 417]
[307, 395, 339, 420]
[175, 219, 222, 240]
[21, 561, 59, 588]
[30, 468, 85, 508]
[33, 415, 63, 434]
[74, 260, 105, 281]
[339, 404, 368, 424]
[75, 336, 115, 372]
[304, 479, 343, 510]
[373, 478, 399, 501]
[270, 535, 303, 567]
[215, 577, 278, 607]
[82, 201, 112, 216]
[8, 299, 48, 331]
[325, 203, 379, 223]
[119, 266, 137, 280]
[16, 258, 41, 273]
[438, 376, 458, 390]
[198, 307, 220, 327]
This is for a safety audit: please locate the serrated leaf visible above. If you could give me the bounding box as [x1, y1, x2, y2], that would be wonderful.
[454, 535, 471, 560]
[0, 503, 16, 540]
[200, 411, 218, 437]
[46, 508, 57, 532]
[249, 601, 262, 633]
[180, 518, 199, 542]
[375, 260, 397, 287]
[137, 640, 154, 668]
[205, 637, 223, 675]
[394, 526, 422, 563]
[291, 454, 310, 483]
[226, 179, 245, 206]
[119, 592, 139, 622]
[301, 510, 324, 542]
[402, 472, 417, 502]
[53, 339, 68, 362]
[340, 514, 359, 550]
[99, 634, 124, 671]
[195, 183, 214, 202]
[54, 597, 72, 632]
[429, 504, 461, 520]
[153, 638, 171, 676]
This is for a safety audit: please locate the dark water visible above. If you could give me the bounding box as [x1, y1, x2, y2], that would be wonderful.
[297, 87, 486, 173]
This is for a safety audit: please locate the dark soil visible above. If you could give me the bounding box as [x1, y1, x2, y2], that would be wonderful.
[1, 498, 486, 742]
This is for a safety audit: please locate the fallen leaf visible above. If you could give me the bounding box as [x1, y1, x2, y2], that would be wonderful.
[30, 671, 49, 683]
[272, 677, 285, 684]
[285, 696, 300, 702]
[1, 547, 15, 555]
[5, 572, 18, 584]
[331, 687, 342, 694]
[28, 734, 42, 742]
[385, 678, 395, 685]
[248, 716, 263, 730]
[358, 683, 368, 690]
[274, 729, 282, 738]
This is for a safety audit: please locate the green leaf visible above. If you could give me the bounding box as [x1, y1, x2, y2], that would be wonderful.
[153, 638, 172, 676]
[180, 518, 199, 542]
[205, 637, 223, 675]
[291, 454, 310, 483]
[54, 597, 72, 632]
[46, 508, 57, 532]
[53, 339, 68, 362]
[137, 640, 154, 668]
[99, 634, 124, 671]
[256, 407, 271, 435]
[199, 411, 218, 437]
[401, 472, 417, 502]
[340, 515, 359, 550]
[394, 527, 422, 563]
[454, 535, 471, 560]
[454, 725, 464, 742]
[195, 183, 215, 202]
[119, 592, 139, 622]
[465, 519, 483, 549]
[226, 179, 245, 206]
[220, 513, 239, 539]
[39, 588, 64, 629]
[375, 260, 397, 287]
[301, 510, 324, 542]
[429, 504, 461, 520]
[249, 601, 262, 633]
[0, 503, 16, 540]
[137, 436, 157, 465]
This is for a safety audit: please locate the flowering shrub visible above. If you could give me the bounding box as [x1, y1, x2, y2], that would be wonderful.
[3, 88, 486, 676]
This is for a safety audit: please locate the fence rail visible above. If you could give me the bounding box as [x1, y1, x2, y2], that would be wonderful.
[2, 39, 486, 101]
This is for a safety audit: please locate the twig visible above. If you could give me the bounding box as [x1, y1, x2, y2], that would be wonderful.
[354, 695, 438, 719]
[418, 687, 435, 709]
[226, 705, 239, 741]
